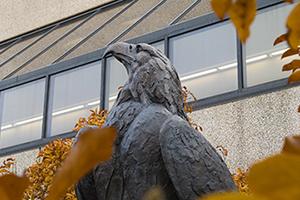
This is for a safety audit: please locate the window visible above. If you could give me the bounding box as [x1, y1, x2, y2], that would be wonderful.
[246, 4, 296, 87]
[169, 22, 237, 100]
[0, 79, 45, 148]
[48, 62, 101, 136]
[107, 41, 165, 109]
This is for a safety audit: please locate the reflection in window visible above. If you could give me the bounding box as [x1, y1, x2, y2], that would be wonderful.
[246, 4, 296, 87]
[48, 62, 101, 136]
[169, 22, 237, 100]
[0, 79, 45, 148]
[107, 41, 165, 109]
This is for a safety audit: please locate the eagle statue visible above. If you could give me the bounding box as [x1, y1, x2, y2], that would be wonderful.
[75, 42, 236, 200]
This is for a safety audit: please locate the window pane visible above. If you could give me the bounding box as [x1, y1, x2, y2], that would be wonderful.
[107, 41, 164, 109]
[62, 0, 161, 61]
[169, 22, 237, 100]
[0, 79, 45, 148]
[48, 62, 101, 136]
[19, 2, 131, 73]
[120, 0, 193, 41]
[246, 4, 296, 87]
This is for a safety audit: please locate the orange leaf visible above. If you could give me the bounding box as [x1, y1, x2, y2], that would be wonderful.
[211, 0, 232, 19]
[228, 0, 256, 43]
[273, 33, 287, 46]
[282, 135, 300, 155]
[0, 174, 29, 200]
[284, 0, 294, 3]
[282, 60, 300, 71]
[287, 3, 300, 49]
[288, 70, 300, 83]
[247, 154, 300, 199]
[281, 48, 299, 59]
[46, 127, 116, 200]
[0, 188, 9, 200]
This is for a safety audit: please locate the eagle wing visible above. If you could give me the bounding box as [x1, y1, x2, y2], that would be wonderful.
[159, 115, 236, 200]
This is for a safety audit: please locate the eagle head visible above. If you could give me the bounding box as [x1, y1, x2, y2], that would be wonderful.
[104, 42, 187, 120]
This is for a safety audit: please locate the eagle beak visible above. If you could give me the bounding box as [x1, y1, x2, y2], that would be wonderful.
[103, 42, 135, 75]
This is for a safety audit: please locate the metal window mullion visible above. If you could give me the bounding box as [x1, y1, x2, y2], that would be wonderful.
[169, 0, 202, 25]
[107, 0, 167, 46]
[0, 25, 58, 68]
[100, 58, 108, 110]
[0, 38, 21, 55]
[41, 75, 51, 139]
[237, 34, 247, 90]
[164, 36, 169, 58]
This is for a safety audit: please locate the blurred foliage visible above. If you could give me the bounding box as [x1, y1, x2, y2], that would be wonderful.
[45, 127, 116, 200]
[73, 109, 108, 132]
[182, 86, 203, 132]
[232, 168, 249, 194]
[23, 108, 108, 200]
[0, 158, 15, 176]
[0, 174, 30, 200]
[24, 139, 75, 200]
[211, 0, 256, 42]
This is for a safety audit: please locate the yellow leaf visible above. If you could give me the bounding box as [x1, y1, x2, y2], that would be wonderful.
[248, 154, 300, 200]
[282, 135, 300, 155]
[228, 0, 256, 42]
[46, 127, 116, 200]
[0, 187, 9, 200]
[202, 192, 266, 200]
[287, 3, 300, 49]
[274, 33, 287, 46]
[282, 59, 300, 71]
[211, 0, 232, 19]
[288, 70, 300, 83]
[0, 174, 30, 200]
[281, 48, 299, 59]
[143, 186, 166, 200]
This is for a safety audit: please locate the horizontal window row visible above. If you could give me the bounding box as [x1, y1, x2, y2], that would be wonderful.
[0, 3, 296, 149]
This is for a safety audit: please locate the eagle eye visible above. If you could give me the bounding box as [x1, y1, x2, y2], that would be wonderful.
[136, 44, 142, 53]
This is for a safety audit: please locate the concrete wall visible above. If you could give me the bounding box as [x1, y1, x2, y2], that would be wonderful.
[0, 148, 39, 175]
[190, 85, 300, 172]
[0, 0, 112, 41]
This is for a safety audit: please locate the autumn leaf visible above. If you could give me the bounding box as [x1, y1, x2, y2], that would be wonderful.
[0, 174, 29, 200]
[286, 3, 300, 49]
[232, 168, 249, 194]
[46, 127, 116, 200]
[288, 70, 300, 83]
[201, 192, 265, 200]
[281, 48, 299, 59]
[282, 60, 300, 71]
[211, 0, 232, 19]
[143, 186, 166, 200]
[282, 135, 300, 155]
[284, 0, 294, 3]
[0, 187, 9, 200]
[273, 33, 287, 46]
[228, 0, 256, 42]
[247, 154, 300, 200]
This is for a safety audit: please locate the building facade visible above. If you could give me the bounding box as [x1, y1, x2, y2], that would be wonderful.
[0, 0, 299, 174]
